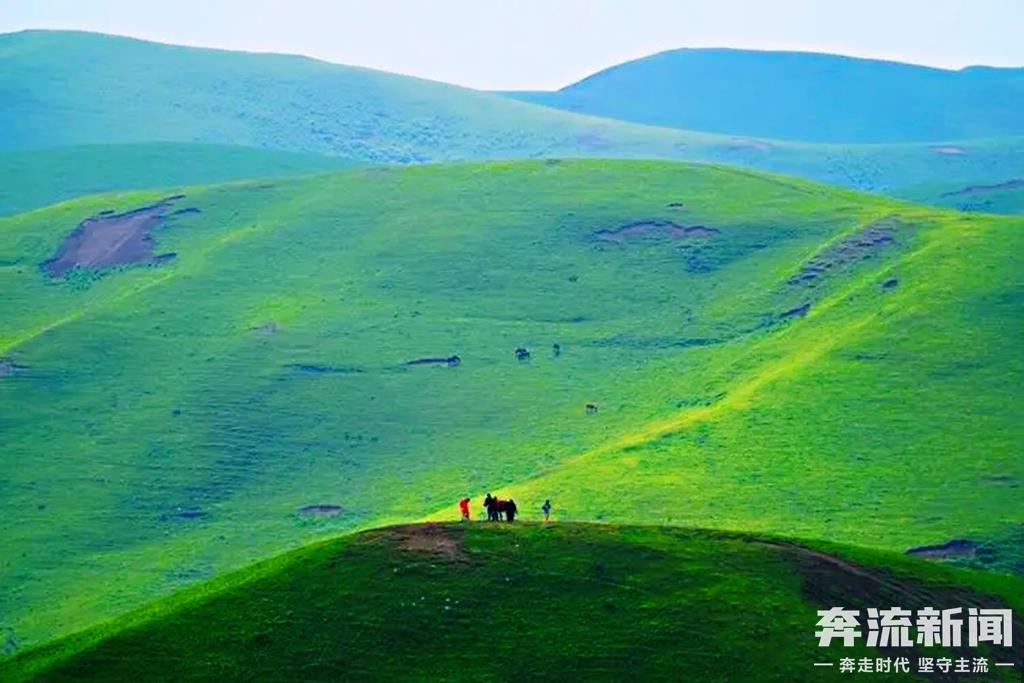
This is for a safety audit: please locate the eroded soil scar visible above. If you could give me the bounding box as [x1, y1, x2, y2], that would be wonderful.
[298, 504, 344, 517]
[388, 523, 467, 561]
[41, 196, 195, 278]
[286, 364, 363, 375]
[160, 507, 207, 522]
[789, 216, 910, 286]
[780, 302, 811, 319]
[941, 179, 1024, 197]
[594, 220, 719, 242]
[906, 539, 978, 559]
[406, 355, 461, 367]
[0, 357, 28, 378]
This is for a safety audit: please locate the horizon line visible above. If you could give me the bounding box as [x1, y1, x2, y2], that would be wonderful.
[3, 26, 1023, 93]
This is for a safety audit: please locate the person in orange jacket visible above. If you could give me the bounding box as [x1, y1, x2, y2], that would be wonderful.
[458, 497, 471, 521]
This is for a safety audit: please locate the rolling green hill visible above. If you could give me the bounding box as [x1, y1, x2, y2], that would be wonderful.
[503, 48, 1024, 143]
[2, 30, 1023, 211]
[1, 160, 1021, 653]
[3, 523, 1022, 682]
[0, 143, 356, 216]
[0, 29, 720, 162]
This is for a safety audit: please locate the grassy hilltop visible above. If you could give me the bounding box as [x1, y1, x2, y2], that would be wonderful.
[503, 48, 1024, 143]
[1, 160, 1021, 652]
[3, 524, 1022, 682]
[2, 30, 1023, 213]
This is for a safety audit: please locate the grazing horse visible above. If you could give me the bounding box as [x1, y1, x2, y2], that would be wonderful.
[486, 497, 514, 521]
[488, 498, 518, 522]
[586, 403, 599, 414]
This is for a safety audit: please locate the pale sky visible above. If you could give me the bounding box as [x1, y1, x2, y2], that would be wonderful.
[2, 0, 1022, 90]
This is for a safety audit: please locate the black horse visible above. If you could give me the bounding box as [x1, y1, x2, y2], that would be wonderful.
[483, 494, 517, 522]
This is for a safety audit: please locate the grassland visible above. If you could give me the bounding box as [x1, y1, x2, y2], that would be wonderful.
[1, 160, 1021, 654]
[894, 180, 1024, 215]
[2, 30, 1023, 210]
[465, 175, 1024, 550]
[0, 29, 727, 161]
[503, 48, 1024, 143]
[3, 523, 1022, 681]
[0, 143, 357, 216]
[5, 136, 1023, 218]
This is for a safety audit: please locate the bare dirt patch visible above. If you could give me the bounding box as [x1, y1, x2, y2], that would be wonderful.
[0, 358, 28, 378]
[941, 179, 1024, 197]
[41, 196, 194, 277]
[728, 137, 775, 152]
[389, 523, 467, 561]
[406, 355, 461, 367]
[286, 364, 362, 375]
[982, 474, 1019, 487]
[932, 145, 967, 155]
[790, 216, 910, 286]
[595, 220, 719, 242]
[298, 504, 344, 517]
[780, 302, 810, 319]
[251, 322, 280, 336]
[932, 526, 1024, 574]
[160, 507, 207, 522]
[907, 539, 978, 559]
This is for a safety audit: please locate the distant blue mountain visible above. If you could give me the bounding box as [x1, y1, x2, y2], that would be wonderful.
[502, 48, 1024, 143]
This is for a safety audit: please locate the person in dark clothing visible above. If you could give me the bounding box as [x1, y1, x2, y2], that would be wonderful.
[505, 498, 518, 522]
[541, 499, 551, 522]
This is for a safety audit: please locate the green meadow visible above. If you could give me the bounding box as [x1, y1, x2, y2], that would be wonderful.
[3, 524, 1022, 682]
[2, 160, 1021, 655]
[481, 181, 1024, 548]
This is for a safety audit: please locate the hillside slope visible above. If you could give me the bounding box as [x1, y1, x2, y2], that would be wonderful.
[504, 48, 1024, 143]
[2, 30, 1023, 206]
[0, 143, 356, 216]
[0, 29, 717, 162]
[4, 524, 1022, 681]
[895, 179, 1024, 215]
[1, 161, 1021, 651]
